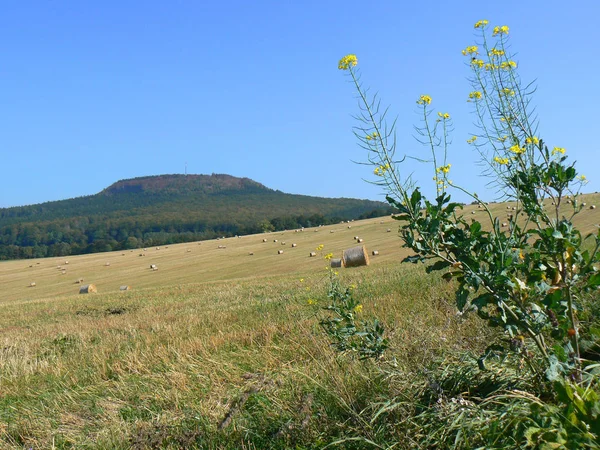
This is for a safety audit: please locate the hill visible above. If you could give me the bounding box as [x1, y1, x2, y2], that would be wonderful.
[0, 174, 393, 260]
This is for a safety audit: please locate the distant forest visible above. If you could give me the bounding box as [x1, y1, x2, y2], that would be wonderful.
[0, 174, 394, 260]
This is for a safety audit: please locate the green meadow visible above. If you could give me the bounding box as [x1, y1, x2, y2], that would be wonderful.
[1, 194, 599, 448]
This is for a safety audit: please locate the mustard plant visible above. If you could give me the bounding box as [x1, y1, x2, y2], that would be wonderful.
[339, 22, 600, 385]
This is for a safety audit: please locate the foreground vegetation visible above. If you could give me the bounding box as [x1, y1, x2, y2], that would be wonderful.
[1, 260, 490, 449]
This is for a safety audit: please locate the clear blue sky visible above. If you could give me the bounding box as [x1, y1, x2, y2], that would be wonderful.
[1, 0, 598, 208]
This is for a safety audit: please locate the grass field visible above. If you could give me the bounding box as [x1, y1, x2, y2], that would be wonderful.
[1, 194, 599, 448]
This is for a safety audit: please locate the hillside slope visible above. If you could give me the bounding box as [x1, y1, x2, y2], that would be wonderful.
[0, 174, 392, 260]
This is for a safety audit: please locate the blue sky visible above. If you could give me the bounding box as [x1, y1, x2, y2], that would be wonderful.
[1, 1, 598, 208]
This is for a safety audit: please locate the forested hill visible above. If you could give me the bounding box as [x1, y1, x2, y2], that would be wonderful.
[0, 174, 393, 260]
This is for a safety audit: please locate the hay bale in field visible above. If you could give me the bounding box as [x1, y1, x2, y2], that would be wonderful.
[309, 252, 317, 257]
[343, 245, 370, 268]
[156, 247, 160, 250]
[150, 264, 157, 269]
[330, 230, 335, 233]
[387, 229, 391, 232]
[502, 222, 508, 227]
[278, 250, 284, 254]
[187, 249, 191, 252]
[29, 282, 36, 287]
[75, 278, 84, 284]
[292, 243, 297, 248]
[372, 250, 379, 256]
[273, 239, 278, 243]
[582, 202, 587, 207]
[330, 258, 342, 268]
[471, 211, 476, 215]
[591, 205, 597, 210]
[281, 242, 286, 245]
[218, 245, 226, 249]
[263, 238, 268, 242]
[64, 260, 69, 265]
[357, 238, 364, 243]
[152, 267, 159, 271]
[248, 252, 254, 255]
[119, 285, 130, 291]
[105, 262, 110, 267]
[354, 236, 359, 240]
[79, 284, 97, 294]
[348, 225, 351, 229]
[61, 270, 66, 275]
[512, 206, 516, 210]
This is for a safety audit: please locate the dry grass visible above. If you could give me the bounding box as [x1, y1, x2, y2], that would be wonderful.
[0, 194, 598, 448]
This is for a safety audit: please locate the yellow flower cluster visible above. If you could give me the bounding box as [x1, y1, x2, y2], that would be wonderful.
[498, 135, 508, 142]
[374, 163, 391, 177]
[493, 25, 509, 36]
[468, 91, 483, 100]
[338, 54, 358, 70]
[500, 61, 517, 70]
[417, 95, 432, 105]
[484, 63, 499, 71]
[316, 244, 324, 251]
[525, 136, 539, 145]
[365, 132, 379, 141]
[437, 112, 450, 119]
[552, 147, 566, 155]
[353, 304, 363, 313]
[324, 252, 334, 260]
[307, 299, 317, 305]
[579, 175, 588, 182]
[488, 48, 505, 57]
[471, 59, 484, 69]
[474, 20, 489, 28]
[510, 144, 526, 154]
[467, 136, 477, 144]
[501, 88, 515, 96]
[493, 156, 510, 165]
[462, 45, 478, 56]
[436, 164, 451, 174]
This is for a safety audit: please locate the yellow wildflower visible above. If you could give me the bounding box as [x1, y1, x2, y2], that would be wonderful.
[501, 88, 515, 96]
[525, 136, 539, 145]
[498, 135, 508, 142]
[324, 252, 333, 260]
[484, 63, 498, 71]
[338, 54, 358, 70]
[474, 20, 489, 28]
[354, 304, 363, 313]
[467, 136, 477, 144]
[578, 175, 588, 182]
[488, 48, 505, 57]
[509, 144, 525, 154]
[552, 147, 566, 155]
[436, 164, 451, 174]
[493, 25, 509, 36]
[316, 244, 324, 251]
[471, 58, 484, 68]
[437, 112, 450, 119]
[462, 45, 479, 56]
[417, 95, 432, 105]
[493, 156, 510, 165]
[500, 61, 517, 70]
[468, 91, 483, 100]
[300, 278, 304, 282]
[307, 299, 316, 305]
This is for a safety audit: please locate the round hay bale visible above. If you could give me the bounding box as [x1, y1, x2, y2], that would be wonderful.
[79, 284, 97, 294]
[471, 211, 476, 215]
[75, 278, 84, 284]
[387, 229, 391, 232]
[119, 285, 130, 291]
[248, 252, 254, 255]
[372, 250, 379, 256]
[502, 222, 508, 227]
[342, 245, 370, 268]
[347, 226, 351, 229]
[309, 252, 317, 257]
[357, 238, 364, 243]
[281, 242, 286, 245]
[29, 282, 36, 287]
[330, 230, 335, 233]
[354, 236, 359, 240]
[278, 250, 284, 254]
[263, 238, 268, 242]
[187, 249, 191, 252]
[582, 202, 587, 207]
[591, 205, 596, 210]
[150, 264, 157, 269]
[512, 206, 516, 210]
[105, 262, 110, 267]
[291, 243, 297, 248]
[65, 260, 69, 265]
[273, 239, 278, 243]
[330, 258, 342, 268]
